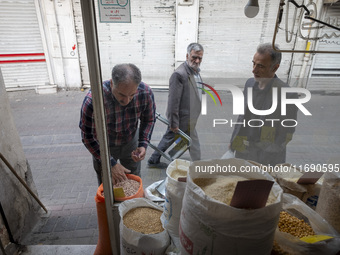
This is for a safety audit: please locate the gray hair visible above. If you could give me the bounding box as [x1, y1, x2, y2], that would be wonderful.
[257, 43, 282, 67]
[111, 63, 142, 87]
[187, 43, 204, 54]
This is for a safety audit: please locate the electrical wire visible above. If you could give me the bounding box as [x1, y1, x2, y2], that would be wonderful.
[289, 0, 340, 32]
[305, 16, 340, 32]
[288, 0, 310, 15]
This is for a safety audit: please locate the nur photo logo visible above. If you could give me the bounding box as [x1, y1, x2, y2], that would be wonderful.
[198, 82, 222, 115]
[198, 82, 312, 128]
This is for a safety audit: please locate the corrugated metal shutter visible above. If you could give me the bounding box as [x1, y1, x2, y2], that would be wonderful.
[0, 0, 49, 90]
[73, 0, 176, 88]
[309, 3, 340, 91]
[198, 0, 287, 89]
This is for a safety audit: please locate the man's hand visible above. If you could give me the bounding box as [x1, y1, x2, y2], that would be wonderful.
[170, 127, 179, 133]
[131, 147, 146, 162]
[111, 163, 130, 184]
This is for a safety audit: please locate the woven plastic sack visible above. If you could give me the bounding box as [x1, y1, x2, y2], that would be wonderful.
[274, 193, 340, 255]
[179, 158, 283, 255]
[161, 159, 190, 249]
[316, 171, 340, 233]
[119, 198, 170, 255]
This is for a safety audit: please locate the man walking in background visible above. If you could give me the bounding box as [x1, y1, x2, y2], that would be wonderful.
[148, 43, 204, 168]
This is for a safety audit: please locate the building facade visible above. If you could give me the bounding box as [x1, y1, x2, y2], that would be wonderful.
[0, 0, 339, 92]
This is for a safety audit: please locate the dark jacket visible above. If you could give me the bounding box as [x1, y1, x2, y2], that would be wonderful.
[230, 76, 298, 165]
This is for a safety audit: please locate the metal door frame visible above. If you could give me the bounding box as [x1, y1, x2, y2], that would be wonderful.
[80, 1, 119, 254]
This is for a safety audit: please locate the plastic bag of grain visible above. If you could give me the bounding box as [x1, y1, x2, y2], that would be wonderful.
[221, 149, 235, 159]
[274, 193, 340, 255]
[272, 164, 323, 209]
[144, 180, 166, 202]
[119, 198, 170, 255]
[161, 159, 190, 249]
[179, 158, 283, 255]
[271, 164, 308, 200]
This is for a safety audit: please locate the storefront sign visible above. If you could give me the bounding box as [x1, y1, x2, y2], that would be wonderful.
[98, 0, 131, 23]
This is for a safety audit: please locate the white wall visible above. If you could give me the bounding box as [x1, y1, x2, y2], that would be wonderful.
[198, 0, 294, 88]
[37, 0, 82, 90]
[73, 0, 294, 89]
[73, 0, 177, 88]
[175, 0, 200, 66]
[36, 0, 339, 90]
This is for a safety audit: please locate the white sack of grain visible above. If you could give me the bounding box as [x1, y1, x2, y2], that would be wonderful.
[179, 158, 283, 255]
[161, 159, 190, 249]
[119, 198, 170, 255]
[316, 171, 340, 234]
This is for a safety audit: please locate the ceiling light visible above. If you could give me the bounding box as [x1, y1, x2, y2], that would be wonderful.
[244, 0, 259, 18]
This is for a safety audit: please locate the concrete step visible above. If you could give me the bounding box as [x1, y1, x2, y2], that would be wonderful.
[19, 245, 96, 255]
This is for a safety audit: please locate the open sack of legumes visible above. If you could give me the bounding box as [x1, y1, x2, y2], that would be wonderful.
[161, 159, 190, 249]
[113, 174, 144, 201]
[119, 198, 170, 255]
[179, 158, 283, 255]
[273, 193, 340, 255]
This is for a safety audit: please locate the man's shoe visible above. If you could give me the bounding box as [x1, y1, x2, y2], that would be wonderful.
[147, 160, 168, 169]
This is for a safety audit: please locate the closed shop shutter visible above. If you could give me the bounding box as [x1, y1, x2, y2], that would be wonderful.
[0, 0, 49, 90]
[72, 0, 176, 88]
[309, 2, 340, 91]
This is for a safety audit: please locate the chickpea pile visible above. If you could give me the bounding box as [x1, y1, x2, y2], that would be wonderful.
[278, 211, 315, 238]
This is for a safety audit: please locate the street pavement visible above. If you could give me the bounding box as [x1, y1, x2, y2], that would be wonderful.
[7, 88, 340, 247]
